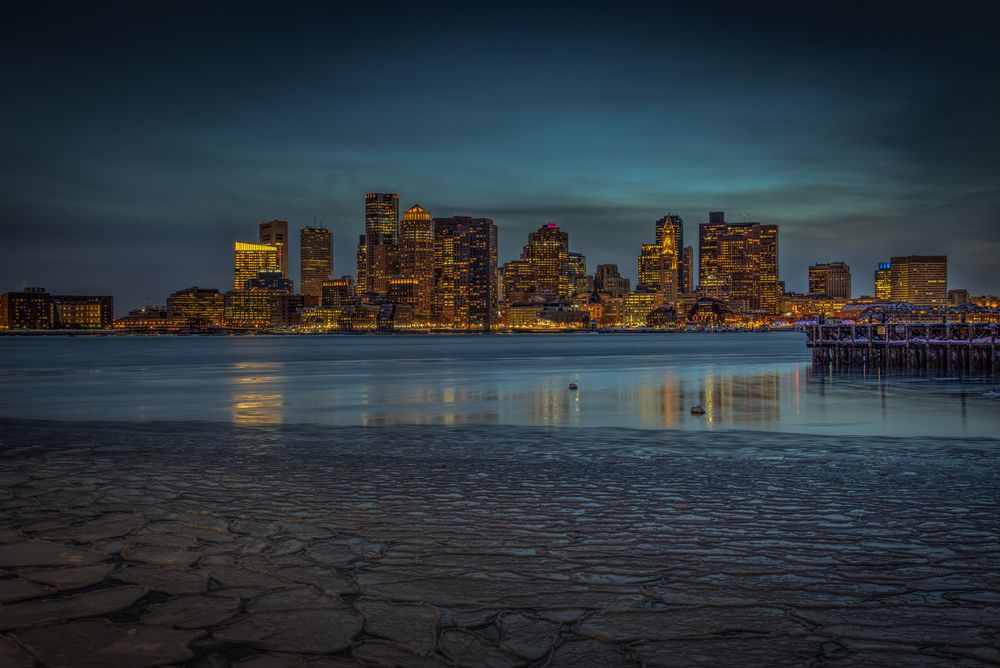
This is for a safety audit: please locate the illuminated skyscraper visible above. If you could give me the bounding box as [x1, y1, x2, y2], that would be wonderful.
[875, 262, 892, 300]
[358, 193, 400, 294]
[300, 227, 333, 301]
[567, 252, 589, 297]
[699, 213, 779, 314]
[638, 244, 662, 289]
[655, 213, 684, 293]
[808, 262, 851, 299]
[398, 204, 435, 322]
[521, 223, 571, 299]
[890, 255, 947, 306]
[259, 220, 289, 277]
[433, 216, 498, 331]
[365, 193, 400, 241]
[234, 242, 280, 291]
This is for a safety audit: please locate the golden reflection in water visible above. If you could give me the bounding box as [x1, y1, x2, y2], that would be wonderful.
[231, 361, 285, 425]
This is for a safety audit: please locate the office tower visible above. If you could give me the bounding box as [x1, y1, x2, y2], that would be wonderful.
[623, 290, 664, 328]
[697, 213, 779, 314]
[594, 264, 630, 297]
[398, 204, 435, 322]
[387, 276, 420, 312]
[808, 262, 852, 299]
[875, 262, 892, 300]
[432, 216, 498, 331]
[655, 213, 684, 293]
[890, 255, 947, 306]
[357, 194, 400, 295]
[167, 287, 225, 328]
[247, 271, 294, 293]
[638, 244, 662, 289]
[501, 260, 537, 303]
[0, 288, 51, 329]
[364, 192, 400, 241]
[521, 223, 571, 298]
[567, 252, 588, 297]
[682, 246, 694, 292]
[321, 276, 355, 309]
[697, 211, 727, 289]
[234, 242, 281, 291]
[300, 227, 333, 301]
[259, 220, 289, 277]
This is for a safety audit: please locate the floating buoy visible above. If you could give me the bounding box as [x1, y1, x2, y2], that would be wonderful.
[690, 405, 706, 415]
[568, 383, 578, 390]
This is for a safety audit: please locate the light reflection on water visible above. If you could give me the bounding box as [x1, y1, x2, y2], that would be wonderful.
[0, 333, 997, 437]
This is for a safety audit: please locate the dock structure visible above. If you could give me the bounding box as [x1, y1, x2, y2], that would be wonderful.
[806, 322, 999, 371]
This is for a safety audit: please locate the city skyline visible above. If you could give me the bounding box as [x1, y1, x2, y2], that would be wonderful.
[3, 3, 999, 312]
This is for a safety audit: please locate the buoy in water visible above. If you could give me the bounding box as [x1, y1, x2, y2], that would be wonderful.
[690, 405, 706, 415]
[568, 382, 578, 390]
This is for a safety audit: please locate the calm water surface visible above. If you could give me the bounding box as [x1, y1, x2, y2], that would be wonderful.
[0, 332, 997, 437]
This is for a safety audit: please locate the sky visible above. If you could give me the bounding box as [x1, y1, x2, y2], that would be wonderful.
[2, 1, 999, 313]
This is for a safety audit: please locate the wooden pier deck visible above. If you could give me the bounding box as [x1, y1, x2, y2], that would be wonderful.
[806, 322, 1000, 371]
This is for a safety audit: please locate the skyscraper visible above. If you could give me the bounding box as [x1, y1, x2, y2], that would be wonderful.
[300, 227, 333, 301]
[234, 242, 280, 291]
[433, 216, 498, 331]
[398, 204, 435, 322]
[259, 220, 289, 277]
[521, 223, 571, 299]
[699, 213, 780, 314]
[889, 256, 947, 306]
[808, 262, 851, 299]
[682, 246, 694, 293]
[567, 252, 589, 297]
[655, 213, 684, 294]
[875, 262, 892, 300]
[501, 260, 537, 303]
[358, 193, 400, 294]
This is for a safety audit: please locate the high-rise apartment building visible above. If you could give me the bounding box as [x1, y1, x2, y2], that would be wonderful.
[432, 216, 498, 331]
[698, 213, 779, 314]
[234, 242, 281, 291]
[521, 223, 571, 299]
[875, 262, 892, 300]
[259, 220, 289, 277]
[397, 204, 435, 322]
[808, 262, 851, 299]
[889, 255, 947, 307]
[300, 227, 333, 301]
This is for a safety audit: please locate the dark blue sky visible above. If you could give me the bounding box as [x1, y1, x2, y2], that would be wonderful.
[3, 1, 998, 312]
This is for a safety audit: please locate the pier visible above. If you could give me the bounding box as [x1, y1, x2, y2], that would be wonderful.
[806, 322, 1000, 371]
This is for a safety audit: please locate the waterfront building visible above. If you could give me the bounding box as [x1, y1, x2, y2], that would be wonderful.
[167, 287, 225, 328]
[259, 220, 289, 277]
[808, 262, 852, 299]
[521, 223, 572, 299]
[889, 255, 948, 307]
[224, 290, 300, 330]
[874, 262, 892, 300]
[0, 288, 51, 329]
[50, 295, 115, 329]
[397, 204, 435, 323]
[300, 227, 333, 302]
[387, 276, 420, 313]
[594, 264, 630, 298]
[501, 260, 537, 303]
[113, 306, 187, 333]
[339, 303, 380, 332]
[698, 212, 779, 314]
[234, 242, 280, 291]
[321, 276, 356, 309]
[432, 216, 498, 331]
[623, 290, 664, 328]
